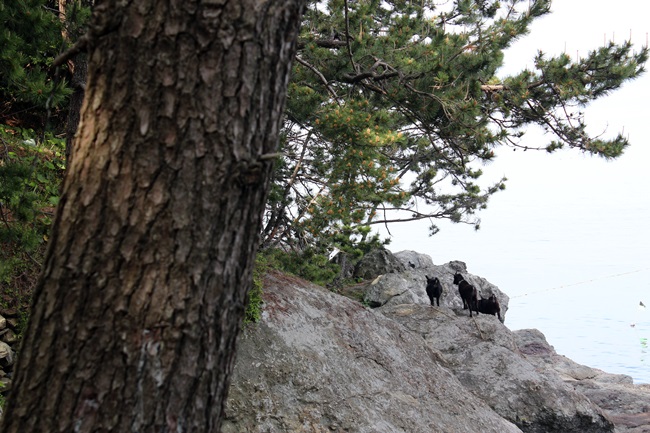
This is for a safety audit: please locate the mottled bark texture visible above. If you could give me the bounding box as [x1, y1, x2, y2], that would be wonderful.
[60, 0, 95, 164]
[0, 0, 305, 432]
[64, 51, 87, 164]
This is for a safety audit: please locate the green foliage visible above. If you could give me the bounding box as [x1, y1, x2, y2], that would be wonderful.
[258, 248, 341, 287]
[246, 248, 342, 324]
[62, 1, 93, 41]
[261, 0, 647, 255]
[245, 279, 263, 324]
[247, 254, 268, 324]
[0, 0, 92, 130]
[0, 0, 92, 329]
[0, 125, 65, 319]
[0, 0, 70, 110]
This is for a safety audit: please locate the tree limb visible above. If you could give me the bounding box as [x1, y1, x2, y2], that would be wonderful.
[52, 34, 88, 67]
[295, 55, 340, 101]
[297, 39, 347, 50]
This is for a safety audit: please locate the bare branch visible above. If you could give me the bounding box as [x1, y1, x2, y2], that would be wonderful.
[296, 39, 348, 50]
[295, 55, 340, 102]
[52, 34, 88, 67]
[344, 0, 359, 74]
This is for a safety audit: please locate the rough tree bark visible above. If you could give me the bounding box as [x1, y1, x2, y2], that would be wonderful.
[58, 0, 94, 164]
[0, 0, 305, 431]
[63, 51, 87, 164]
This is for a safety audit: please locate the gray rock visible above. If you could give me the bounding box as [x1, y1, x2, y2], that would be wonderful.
[0, 377, 10, 390]
[224, 270, 521, 433]
[0, 328, 17, 345]
[382, 304, 614, 433]
[393, 250, 434, 269]
[514, 329, 650, 433]
[353, 247, 405, 280]
[5, 318, 18, 330]
[225, 267, 650, 433]
[361, 259, 509, 322]
[0, 341, 13, 368]
[362, 272, 422, 308]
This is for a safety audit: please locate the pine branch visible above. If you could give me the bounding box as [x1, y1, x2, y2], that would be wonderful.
[53, 2, 126, 68]
[297, 39, 347, 50]
[295, 55, 340, 101]
[343, 0, 359, 74]
[52, 34, 88, 68]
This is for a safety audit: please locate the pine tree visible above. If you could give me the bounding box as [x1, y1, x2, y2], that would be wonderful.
[0, 0, 70, 117]
[260, 0, 647, 255]
[0, 1, 306, 431]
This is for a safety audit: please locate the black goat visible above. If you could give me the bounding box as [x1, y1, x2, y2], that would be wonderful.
[477, 294, 501, 321]
[453, 272, 479, 317]
[425, 276, 443, 307]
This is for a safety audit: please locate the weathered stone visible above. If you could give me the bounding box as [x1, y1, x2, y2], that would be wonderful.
[0, 315, 6, 331]
[361, 258, 509, 322]
[224, 270, 521, 433]
[393, 250, 435, 269]
[514, 329, 650, 433]
[225, 267, 650, 433]
[0, 377, 11, 390]
[5, 318, 19, 330]
[362, 272, 421, 308]
[0, 342, 13, 369]
[382, 304, 614, 433]
[353, 247, 405, 280]
[1, 329, 17, 345]
[0, 309, 18, 318]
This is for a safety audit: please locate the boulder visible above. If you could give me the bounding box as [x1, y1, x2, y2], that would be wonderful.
[224, 266, 650, 433]
[224, 270, 521, 433]
[1, 329, 17, 345]
[362, 272, 421, 308]
[393, 250, 434, 269]
[5, 318, 19, 330]
[0, 309, 17, 318]
[353, 247, 405, 280]
[361, 257, 509, 322]
[0, 377, 10, 391]
[514, 329, 650, 433]
[381, 304, 614, 433]
[0, 341, 13, 369]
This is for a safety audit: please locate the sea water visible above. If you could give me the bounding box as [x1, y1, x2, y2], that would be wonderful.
[505, 273, 650, 384]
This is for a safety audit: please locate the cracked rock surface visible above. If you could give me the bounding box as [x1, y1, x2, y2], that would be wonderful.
[223, 271, 520, 433]
[223, 253, 650, 433]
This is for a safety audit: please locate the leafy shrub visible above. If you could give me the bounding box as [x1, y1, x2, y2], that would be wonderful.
[246, 254, 269, 324]
[0, 0, 70, 110]
[256, 247, 341, 287]
[0, 125, 64, 324]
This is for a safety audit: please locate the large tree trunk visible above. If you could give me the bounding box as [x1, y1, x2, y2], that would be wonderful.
[0, 0, 305, 431]
[63, 51, 87, 163]
[59, 0, 94, 164]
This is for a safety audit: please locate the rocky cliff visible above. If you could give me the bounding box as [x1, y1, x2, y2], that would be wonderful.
[223, 251, 650, 433]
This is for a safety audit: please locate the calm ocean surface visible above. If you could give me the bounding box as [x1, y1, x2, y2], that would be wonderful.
[506, 274, 650, 384]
